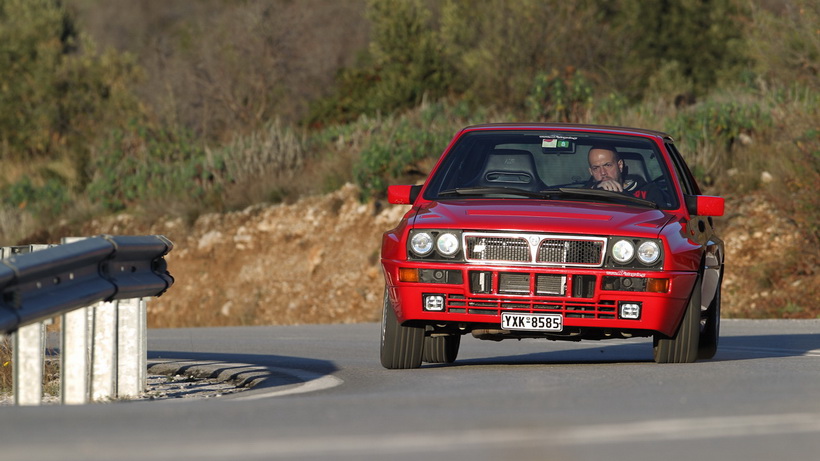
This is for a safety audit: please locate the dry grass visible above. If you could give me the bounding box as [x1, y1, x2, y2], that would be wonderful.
[0, 336, 11, 393]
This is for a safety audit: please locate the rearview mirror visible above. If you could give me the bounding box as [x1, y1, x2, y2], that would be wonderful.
[685, 195, 724, 216]
[387, 185, 422, 204]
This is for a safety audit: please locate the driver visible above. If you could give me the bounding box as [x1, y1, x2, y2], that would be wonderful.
[586, 146, 663, 203]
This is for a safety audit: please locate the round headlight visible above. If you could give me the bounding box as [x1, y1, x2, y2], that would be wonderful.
[611, 239, 635, 264]
[436, 233, 460, 256]
[410, 232, 434, 256]
[637, 241, 661, 265]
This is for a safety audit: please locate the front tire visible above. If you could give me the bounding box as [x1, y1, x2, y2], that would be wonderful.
[698, 284, 721, 360]
[423, 335, 461, 364]
[380, 290, 424, 369]
[654, 274, 701, 363]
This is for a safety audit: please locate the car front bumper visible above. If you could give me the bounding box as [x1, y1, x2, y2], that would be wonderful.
[382, 259, 698, 338]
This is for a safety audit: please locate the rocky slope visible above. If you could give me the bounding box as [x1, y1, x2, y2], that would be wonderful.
[75, 183, 817, 328]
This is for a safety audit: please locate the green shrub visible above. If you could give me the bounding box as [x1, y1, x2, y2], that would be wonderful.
[0, 0, 140, 183]
[87, 126, 226, 212]
[304, 0, 450, 126]
[746, 0, 819, 91]
[526, 69, 594, 122]
[354, 108, 452, 198]
[1, 176, 71, 219]
[664, 97, 772, 181]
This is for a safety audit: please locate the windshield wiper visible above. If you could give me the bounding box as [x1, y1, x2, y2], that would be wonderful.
[438, 187, 549, 199]
[438, 187, 658, 209]
[542, 188, 659, 209]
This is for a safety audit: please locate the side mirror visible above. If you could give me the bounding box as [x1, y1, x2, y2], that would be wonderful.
[387, 185, 422, 205]
[685, 195, 724, 217]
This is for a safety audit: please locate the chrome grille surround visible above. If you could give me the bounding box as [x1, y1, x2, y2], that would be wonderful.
[464, 232, 607, 267]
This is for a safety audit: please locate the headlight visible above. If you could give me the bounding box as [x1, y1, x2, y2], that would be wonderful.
[410, 232, 434, 256]
[611, 239, 635, 264]
[637, 241, 661, 265]
[436, 233, 460, 256]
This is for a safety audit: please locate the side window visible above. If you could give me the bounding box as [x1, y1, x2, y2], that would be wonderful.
[665, 142, 700, 196]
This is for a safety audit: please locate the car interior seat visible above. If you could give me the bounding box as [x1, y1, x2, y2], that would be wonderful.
[472, 149, 546, 191]
[618, 151, 650, 183]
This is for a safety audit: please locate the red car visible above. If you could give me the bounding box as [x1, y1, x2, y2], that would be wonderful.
[380, 123, 724, 368]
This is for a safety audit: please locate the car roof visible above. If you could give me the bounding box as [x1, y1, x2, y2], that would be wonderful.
[461, 123, 674, 141]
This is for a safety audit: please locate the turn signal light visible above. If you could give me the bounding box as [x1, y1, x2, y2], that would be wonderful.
[399, 268, 419, 282]
[646, 278, 669, 293]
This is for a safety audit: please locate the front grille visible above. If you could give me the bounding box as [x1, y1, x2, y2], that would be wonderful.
[537, 239, 604, 265]
[446, 294, 617, 319]
[466, 236, 529, 262]
[536, 274, 565, 295]
[498, 273, 530, 294]
[464, 233, 606, 267]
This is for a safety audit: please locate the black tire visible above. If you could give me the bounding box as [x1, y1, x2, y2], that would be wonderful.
[380, 290, 424, 369]
[698, 284, 721, 360]
[422, 335, 461, 364]
[653, 274, 701, 363]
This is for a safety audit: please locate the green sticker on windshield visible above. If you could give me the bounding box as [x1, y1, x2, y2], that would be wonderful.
[542, 139, 570, 149]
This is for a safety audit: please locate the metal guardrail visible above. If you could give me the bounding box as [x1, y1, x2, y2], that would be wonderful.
[1, 235, 174, 405]
[0, 235, 173, 334]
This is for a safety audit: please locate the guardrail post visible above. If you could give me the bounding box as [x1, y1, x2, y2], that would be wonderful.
[139, 298, 147, 390]
[59, 237, 90, 404]
[12, 322, 44, 405]
[117, 298, 140, 398]
[90, 300, 117, 401]
[60, 307, 90, 404]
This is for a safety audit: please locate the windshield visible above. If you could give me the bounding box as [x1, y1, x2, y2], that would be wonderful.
[424, 130, 678, 209]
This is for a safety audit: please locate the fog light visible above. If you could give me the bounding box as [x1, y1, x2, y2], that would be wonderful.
[423, 294, 445, 311]
[619, 302, 641, 319]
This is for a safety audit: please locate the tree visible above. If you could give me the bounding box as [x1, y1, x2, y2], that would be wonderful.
[0, 0, 139, 187]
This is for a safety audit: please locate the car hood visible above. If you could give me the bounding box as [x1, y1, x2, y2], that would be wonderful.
[407, 199, 675, 238]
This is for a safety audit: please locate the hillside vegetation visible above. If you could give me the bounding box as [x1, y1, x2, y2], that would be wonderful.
[0, 0, 817, 321]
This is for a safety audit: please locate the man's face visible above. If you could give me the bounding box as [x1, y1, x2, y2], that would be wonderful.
[588, 148, 623, 183]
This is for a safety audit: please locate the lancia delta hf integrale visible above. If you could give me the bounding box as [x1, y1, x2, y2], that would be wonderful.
[380, 124, 724, 368]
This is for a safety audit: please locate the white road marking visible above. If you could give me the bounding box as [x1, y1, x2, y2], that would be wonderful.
[229, 367, 344, 400]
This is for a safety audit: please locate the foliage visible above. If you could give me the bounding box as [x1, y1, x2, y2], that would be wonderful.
[0, 0, 140, 184]
[664, 96, 772, 181]
[1, 176, 71, 219]
[307, 0, 749, 126]
[526, 68, 595, 123]
[603, 0, 748, 99]
[305, 0, 450, 126]
[746, 0, 819, 91]
[86, 125, 226, 213]
[353, 101, 461, 198]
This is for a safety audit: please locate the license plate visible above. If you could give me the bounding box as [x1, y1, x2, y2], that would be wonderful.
[501, 313, 563, 332]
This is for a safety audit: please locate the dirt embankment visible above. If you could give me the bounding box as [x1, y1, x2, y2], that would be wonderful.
[75, 183, 816, 328]
[79, 184, 407, 327]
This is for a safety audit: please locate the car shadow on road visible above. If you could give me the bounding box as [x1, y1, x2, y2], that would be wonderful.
[436, 339, 656, 367]
[430, 333, 820, 367]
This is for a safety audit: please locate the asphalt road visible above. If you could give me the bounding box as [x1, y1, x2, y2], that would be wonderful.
[1, 319, 820, 461]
